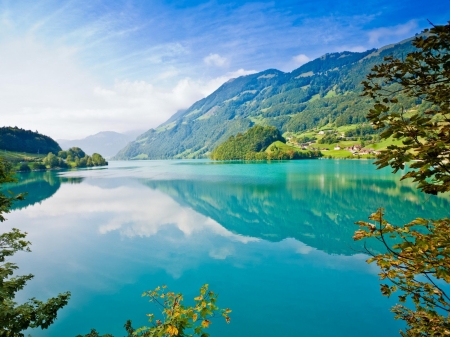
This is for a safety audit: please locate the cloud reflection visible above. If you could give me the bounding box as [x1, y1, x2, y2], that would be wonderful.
[16, 178, 258, 250]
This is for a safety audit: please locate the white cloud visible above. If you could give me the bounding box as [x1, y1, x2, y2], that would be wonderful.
[368, 20, 417, 45]
[292, 54, 310, 67]
[280, 53, 311, 72]
[23, 181, 258, 245]
[203, 53, 228, 67]
[0, 36, 255, 139]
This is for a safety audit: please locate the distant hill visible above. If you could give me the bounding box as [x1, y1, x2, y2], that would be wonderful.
[58, 131, 142, 158]
[115, 36, 421, 160]
[121, 129, 147, 140]
[0, 127, 61, 154]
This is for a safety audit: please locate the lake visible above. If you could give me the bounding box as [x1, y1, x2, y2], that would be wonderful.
[4, 160, 449, 337]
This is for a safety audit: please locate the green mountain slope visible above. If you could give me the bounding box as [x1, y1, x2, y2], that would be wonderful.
[115, 37, 419, 160]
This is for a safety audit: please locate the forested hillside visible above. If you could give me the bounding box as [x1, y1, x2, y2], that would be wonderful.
[210, 126, 284, 160]
[0, 127, 61, 154]
[115, 36, 422, 160]
[210, 125, 320, 160]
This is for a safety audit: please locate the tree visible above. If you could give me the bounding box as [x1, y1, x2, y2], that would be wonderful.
[0, 157, 70, 336]
[31, 162, 46, 171]
[354, 22, 450, 336]
[76, 284, 231, 337]
[43, 152, 59, 169]
[135, 284, 230, 337]
[362, 22, 450, 195]
[18, 163, 30, 172]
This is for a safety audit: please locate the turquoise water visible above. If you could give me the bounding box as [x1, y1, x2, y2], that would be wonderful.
[4, 160, 449, 337]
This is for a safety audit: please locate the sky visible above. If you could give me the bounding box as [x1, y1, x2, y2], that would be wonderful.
[0, 0, 449, 139]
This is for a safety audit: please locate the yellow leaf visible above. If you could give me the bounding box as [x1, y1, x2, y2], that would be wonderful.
[201, 319, 211, 328]
[194, 296, 203, 301]
[192, 313, 198, 322]
[167, 325, 179, 336]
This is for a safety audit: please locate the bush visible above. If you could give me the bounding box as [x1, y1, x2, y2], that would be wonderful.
[18, 163, 31, 172]
[32, 162, 46, 170]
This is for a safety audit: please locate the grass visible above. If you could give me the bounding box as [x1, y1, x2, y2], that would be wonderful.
[0, 150, 45, 162]
[367, 137, 403, 150]
[324, 90, 337, 98]
[266, 141, 311, 153]
[322, 149, 354, 158]
[156, 122, 176, 133]
[308, 93, 321, 102]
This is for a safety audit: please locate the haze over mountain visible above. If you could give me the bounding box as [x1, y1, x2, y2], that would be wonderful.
[58, 131, 144, 158]
[115, 36, 419, 160]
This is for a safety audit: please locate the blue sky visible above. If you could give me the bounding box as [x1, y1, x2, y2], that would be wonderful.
[1, 0, 448, 139]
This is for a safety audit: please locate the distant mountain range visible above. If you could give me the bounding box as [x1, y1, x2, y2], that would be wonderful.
[114, 36, 420, 160]
[58, 130, 144, 158]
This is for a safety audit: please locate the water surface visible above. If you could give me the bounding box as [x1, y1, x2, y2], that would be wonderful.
[4, 160, 448, 337]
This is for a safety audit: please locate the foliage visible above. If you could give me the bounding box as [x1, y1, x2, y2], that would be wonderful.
[135, 284, 230, 337]
[18, 163, 30, 172]
[344, 125, 378, 138]
[42, 148, 107, 169]
[75, 285, 230, 337]
[0, 158, 70, 336]
[317, 133, 340, 144]
[0, 127, 61, 155]
[265, 141, 322, 160]
[43, 152, 67, 169]
[355, 22, 450, 337]
[290, 135, 317, 144]
[354, 209, 450, 336]
[59, 147, 86, 160]
[362, 23, 450, 195]
[31, 162, 46, 170]
[210, 126, 284, 160]
[76, 330, 114, 337]
[0, 158, 22, 222]
[75, 321, 134, 337]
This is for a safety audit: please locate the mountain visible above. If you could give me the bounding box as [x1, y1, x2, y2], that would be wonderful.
[121, 129, 147, 140]
[115, 37, 419, 160]
[0, 127, 61, 154]
[58, 131, 140, 158]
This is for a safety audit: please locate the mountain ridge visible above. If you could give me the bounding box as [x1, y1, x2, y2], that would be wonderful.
[115, 36, 419, 160]
[59, 131, 143, 158]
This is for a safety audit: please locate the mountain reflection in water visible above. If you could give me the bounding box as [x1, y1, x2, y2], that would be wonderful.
[7, 161, 448, 256]
[4, 160, 447, 337]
